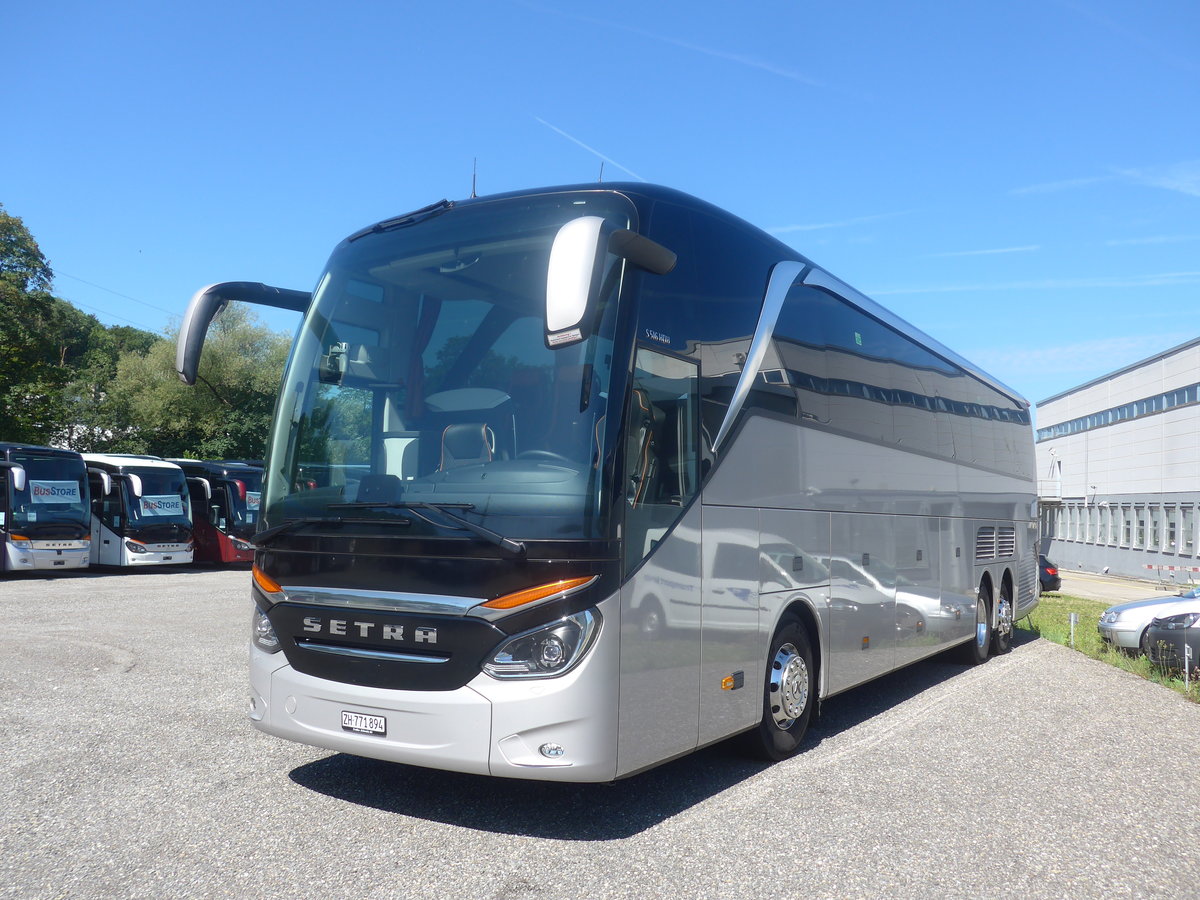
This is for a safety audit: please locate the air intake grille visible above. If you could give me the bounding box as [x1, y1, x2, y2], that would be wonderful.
[975, 527, 996, 562]
[997, 526, 1016, 558]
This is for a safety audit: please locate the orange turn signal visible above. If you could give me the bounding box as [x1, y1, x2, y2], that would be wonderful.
[252, 564, 283, 594]
[482, 576, 594, 610]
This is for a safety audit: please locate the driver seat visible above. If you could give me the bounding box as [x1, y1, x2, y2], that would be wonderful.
[439, 423, 495, 470]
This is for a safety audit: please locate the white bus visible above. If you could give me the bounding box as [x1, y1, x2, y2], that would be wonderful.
[178, 183, 1038, 781]
[83, 454, 194, 566]
[0, 442, 91, 573]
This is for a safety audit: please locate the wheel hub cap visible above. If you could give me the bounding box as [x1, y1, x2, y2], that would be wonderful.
[769, 643, 809, 729]
[997, 596, 1013, 638]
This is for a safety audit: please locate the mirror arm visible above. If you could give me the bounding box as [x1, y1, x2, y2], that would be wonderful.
[86, 467, 113, 496]
[609, 230, 677, 275]
[176, 282, 310, 385]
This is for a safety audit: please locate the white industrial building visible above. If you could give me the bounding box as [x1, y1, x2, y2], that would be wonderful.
[1036, 337, 1200, 583]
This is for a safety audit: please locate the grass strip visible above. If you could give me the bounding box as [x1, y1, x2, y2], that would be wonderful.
[1018, 593, 1200, 703]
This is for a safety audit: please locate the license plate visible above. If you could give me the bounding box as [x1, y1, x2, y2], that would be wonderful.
[341, 711, 387, 736]
[163, 556, 173, 561]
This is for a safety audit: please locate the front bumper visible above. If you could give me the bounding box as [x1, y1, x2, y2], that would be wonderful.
[124, 543, 193, 566]
[4, 541, 90, 571]
[249, 604, 620, 782]
[1097, 621, 1141, 650]
[1146, 629, 1200, 669]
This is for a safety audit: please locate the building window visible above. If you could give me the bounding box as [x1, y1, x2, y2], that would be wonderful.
[1149, 506, 1161, 551]
[1166, 507, 1178, 554]
[1086, 506, 1097, 543]
[1135, 508, 1145, 549]
[1108, 507, 1119, 546]
[1183, 507, 1195, 556]
[1121, 507, 1132, 547]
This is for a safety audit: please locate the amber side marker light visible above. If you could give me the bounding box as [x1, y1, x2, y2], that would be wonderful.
[482, 576, 595, 610]
[252, 564, 283, 594]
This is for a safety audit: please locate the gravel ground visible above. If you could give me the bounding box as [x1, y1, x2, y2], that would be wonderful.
[1, 567, 1197, 899]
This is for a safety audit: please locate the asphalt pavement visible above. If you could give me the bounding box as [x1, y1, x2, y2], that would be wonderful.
[1056, 568, 1198, 605]
[2, 567, 1199, 899]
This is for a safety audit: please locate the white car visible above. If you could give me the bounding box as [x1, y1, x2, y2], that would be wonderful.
[1097, 586, 1200, 654]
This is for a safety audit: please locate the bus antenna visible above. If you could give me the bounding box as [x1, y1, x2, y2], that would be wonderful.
[471, 158, 478, 198]
[598, 162, 605, 183]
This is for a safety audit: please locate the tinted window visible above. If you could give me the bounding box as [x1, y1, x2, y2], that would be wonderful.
[638, 201, 779, 452]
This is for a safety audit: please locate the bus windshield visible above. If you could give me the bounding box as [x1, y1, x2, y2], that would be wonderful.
[123, 470, 191, 529]
[264, 191, 635, 542]
[8, 452, 89, 536]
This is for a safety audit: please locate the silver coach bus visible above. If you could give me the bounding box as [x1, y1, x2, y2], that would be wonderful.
[178, 183, 1037, 781]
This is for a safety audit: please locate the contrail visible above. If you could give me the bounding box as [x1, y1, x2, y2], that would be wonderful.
[535, 117, 646, 182]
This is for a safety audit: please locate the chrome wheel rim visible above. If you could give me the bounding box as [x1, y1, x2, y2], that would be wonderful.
[975, 594, 989, 649]
[769, 642, 809, 729]
[996, 594, 1013, 639]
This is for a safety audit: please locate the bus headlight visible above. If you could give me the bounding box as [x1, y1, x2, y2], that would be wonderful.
[483, 609, 600, 679]
[230, 537, 254, 552]
[125, 539, 148, 554]
[252, 607, 281, 653]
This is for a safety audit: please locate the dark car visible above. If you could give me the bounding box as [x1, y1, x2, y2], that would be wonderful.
[1039, 555, 1061, 594]
[1145, 611, 1200, 671]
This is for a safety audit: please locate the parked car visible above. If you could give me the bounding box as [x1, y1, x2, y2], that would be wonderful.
[1039, 555, 1061, 594]
[1144, 611, 1200, 671]
[1097, 586, 1200, 655]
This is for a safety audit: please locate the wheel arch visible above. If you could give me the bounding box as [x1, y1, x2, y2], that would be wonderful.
[776, 596, 824, 699]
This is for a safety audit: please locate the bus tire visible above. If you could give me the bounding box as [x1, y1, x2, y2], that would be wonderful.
[992, 581, 1014, 655]
[745, 616, 814, 761]
[960, 583, 993, 665]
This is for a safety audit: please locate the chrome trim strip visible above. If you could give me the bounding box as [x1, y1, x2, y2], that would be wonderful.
[802, 267, 1030, 408]
[712, 260, 806, 452]
[296, 642, 449, 664]
[280, 586, 482, 615]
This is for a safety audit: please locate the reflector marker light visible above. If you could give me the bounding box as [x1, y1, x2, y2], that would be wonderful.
[482, 576, 595, 610]
[253, 564, 283, 595]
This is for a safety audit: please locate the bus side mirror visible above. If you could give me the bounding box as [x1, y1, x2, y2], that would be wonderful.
[127, 474, 143, 498]
[87, 467, 112, 496]
[0, 463, 27, 493]
[545, 219, 677, 350]
[177, 282, 311, 385]
[545, 217, 607, 349]
[187, 476, 212, 502]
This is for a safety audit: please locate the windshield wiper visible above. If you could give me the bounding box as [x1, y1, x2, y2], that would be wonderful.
[251, 514, 411, 547]
[331, 500, 526, 557]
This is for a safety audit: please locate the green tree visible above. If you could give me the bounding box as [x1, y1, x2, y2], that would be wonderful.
[94, 303, 289, 459]
[0, 203, 105, 443]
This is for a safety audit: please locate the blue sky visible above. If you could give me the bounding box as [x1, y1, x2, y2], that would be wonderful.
[6, 0, 1198, 411]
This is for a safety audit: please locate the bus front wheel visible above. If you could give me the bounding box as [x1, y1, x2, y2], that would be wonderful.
[745, 616, 814, 761]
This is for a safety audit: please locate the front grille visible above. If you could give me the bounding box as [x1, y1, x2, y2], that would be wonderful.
[268, 602, 506, 691]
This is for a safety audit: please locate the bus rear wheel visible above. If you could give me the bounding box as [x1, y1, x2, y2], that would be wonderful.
[992, 582, 1014, 655]
[744, 616, 814, 761]
[960, 584, 993, 665]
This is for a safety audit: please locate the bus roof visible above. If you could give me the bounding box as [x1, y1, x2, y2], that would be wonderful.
[81, 454, 186, 474]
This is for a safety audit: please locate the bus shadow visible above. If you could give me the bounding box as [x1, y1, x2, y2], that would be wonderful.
[288, 637, 1030, 839]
